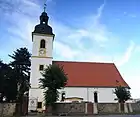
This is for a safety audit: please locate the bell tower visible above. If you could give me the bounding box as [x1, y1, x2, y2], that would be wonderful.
[28, 7, 55, 112]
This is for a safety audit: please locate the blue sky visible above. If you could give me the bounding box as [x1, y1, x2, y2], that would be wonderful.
[0, 0, 140, 99]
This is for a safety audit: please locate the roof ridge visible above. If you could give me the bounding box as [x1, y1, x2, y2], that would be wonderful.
[53, 60, 114, 64]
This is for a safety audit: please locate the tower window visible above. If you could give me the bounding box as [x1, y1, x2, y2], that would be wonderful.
[37, 102, 42, 108]
[40, 39, 45, 48]
[39, 65, 44, 71]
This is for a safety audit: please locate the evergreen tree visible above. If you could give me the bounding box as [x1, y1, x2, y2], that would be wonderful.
[0, 60, 7, 102]
[0, 60, 17, 102]
[9, 47, 31, 115]
[9, 47, 31, 101]
[114, 86, 131, 103]
[39, 64, 68, 111]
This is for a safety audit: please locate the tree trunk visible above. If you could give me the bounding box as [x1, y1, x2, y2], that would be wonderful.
[46, 105, 52, 115]
[52, 104, 57, 115]
[19, 95, 24, 116]
[15, 103, 20, 117]
[15, 95, 24, 116]
[119, 100, 125, 113]
[45, 105, 57, 115]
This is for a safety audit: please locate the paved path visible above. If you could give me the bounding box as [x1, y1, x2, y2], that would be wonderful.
[24, 115, 140, 117]
[96, 115, 140, 117]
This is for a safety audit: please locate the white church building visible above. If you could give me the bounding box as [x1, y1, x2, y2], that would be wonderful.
[28, 10, 129, 112]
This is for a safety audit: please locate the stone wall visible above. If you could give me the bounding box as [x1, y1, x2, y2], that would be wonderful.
[47, 102, 85, 115]
[45, 102, 140, 115]
[97, 103, 119, 114]
[0, 103, 16, 117]
[131, 103, 140, 113]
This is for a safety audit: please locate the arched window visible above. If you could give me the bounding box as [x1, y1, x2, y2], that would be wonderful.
[40, 39, 45, 48]
[94, 92, 98, 103]
[61, 92, 66, 101]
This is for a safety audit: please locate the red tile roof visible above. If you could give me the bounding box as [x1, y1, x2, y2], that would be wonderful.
[53, 61, 129, 88]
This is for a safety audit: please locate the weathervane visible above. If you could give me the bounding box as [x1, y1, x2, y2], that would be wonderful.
[44, 0, 47, 12]
[44, 3, 47, 12]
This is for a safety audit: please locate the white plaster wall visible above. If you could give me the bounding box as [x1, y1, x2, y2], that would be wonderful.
[58, 87, 117, 103]
[28, 87, 118, 111]
[29, 34, 53, 111]
[30, 34, 53, 88]
[29, 88, 44, 102]
[30, 58, 52, 87]
[29, 88, 45, 111]
[32, 34, 53, 57]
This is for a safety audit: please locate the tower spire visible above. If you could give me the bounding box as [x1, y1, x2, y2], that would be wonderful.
[32, 0, 54, 36]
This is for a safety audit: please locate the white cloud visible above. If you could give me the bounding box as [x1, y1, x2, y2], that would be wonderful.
[124, 12, 127, 15]
[7, 14, 35, 44]
[115, 41, 135, 67]
[135, 46, 140, 53]
[129, 14, 136, 18]
[51, 0, 122, 63]
[1, 0, 136, 66]
[123, 12, 136, 18]
[82, 1, 110, 43]
[0, 0, 121, 63]
[93, 1, 105, 24]
[53, 41, 79, 59]
[120, 70, 140, 99]
[47, 0, 53, 3]
[23, 0, 39, 7]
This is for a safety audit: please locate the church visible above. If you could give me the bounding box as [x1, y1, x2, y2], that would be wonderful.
[28, 10, 129, 112]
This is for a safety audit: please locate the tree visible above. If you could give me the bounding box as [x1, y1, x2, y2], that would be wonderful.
[114, 86, 131, 103]
[9, 47, 31, 99]
[0, 60, 17, 102]
[39, 64, 68, 111]
[0, 60, 7, 102]
[9, 47, 31, 115]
